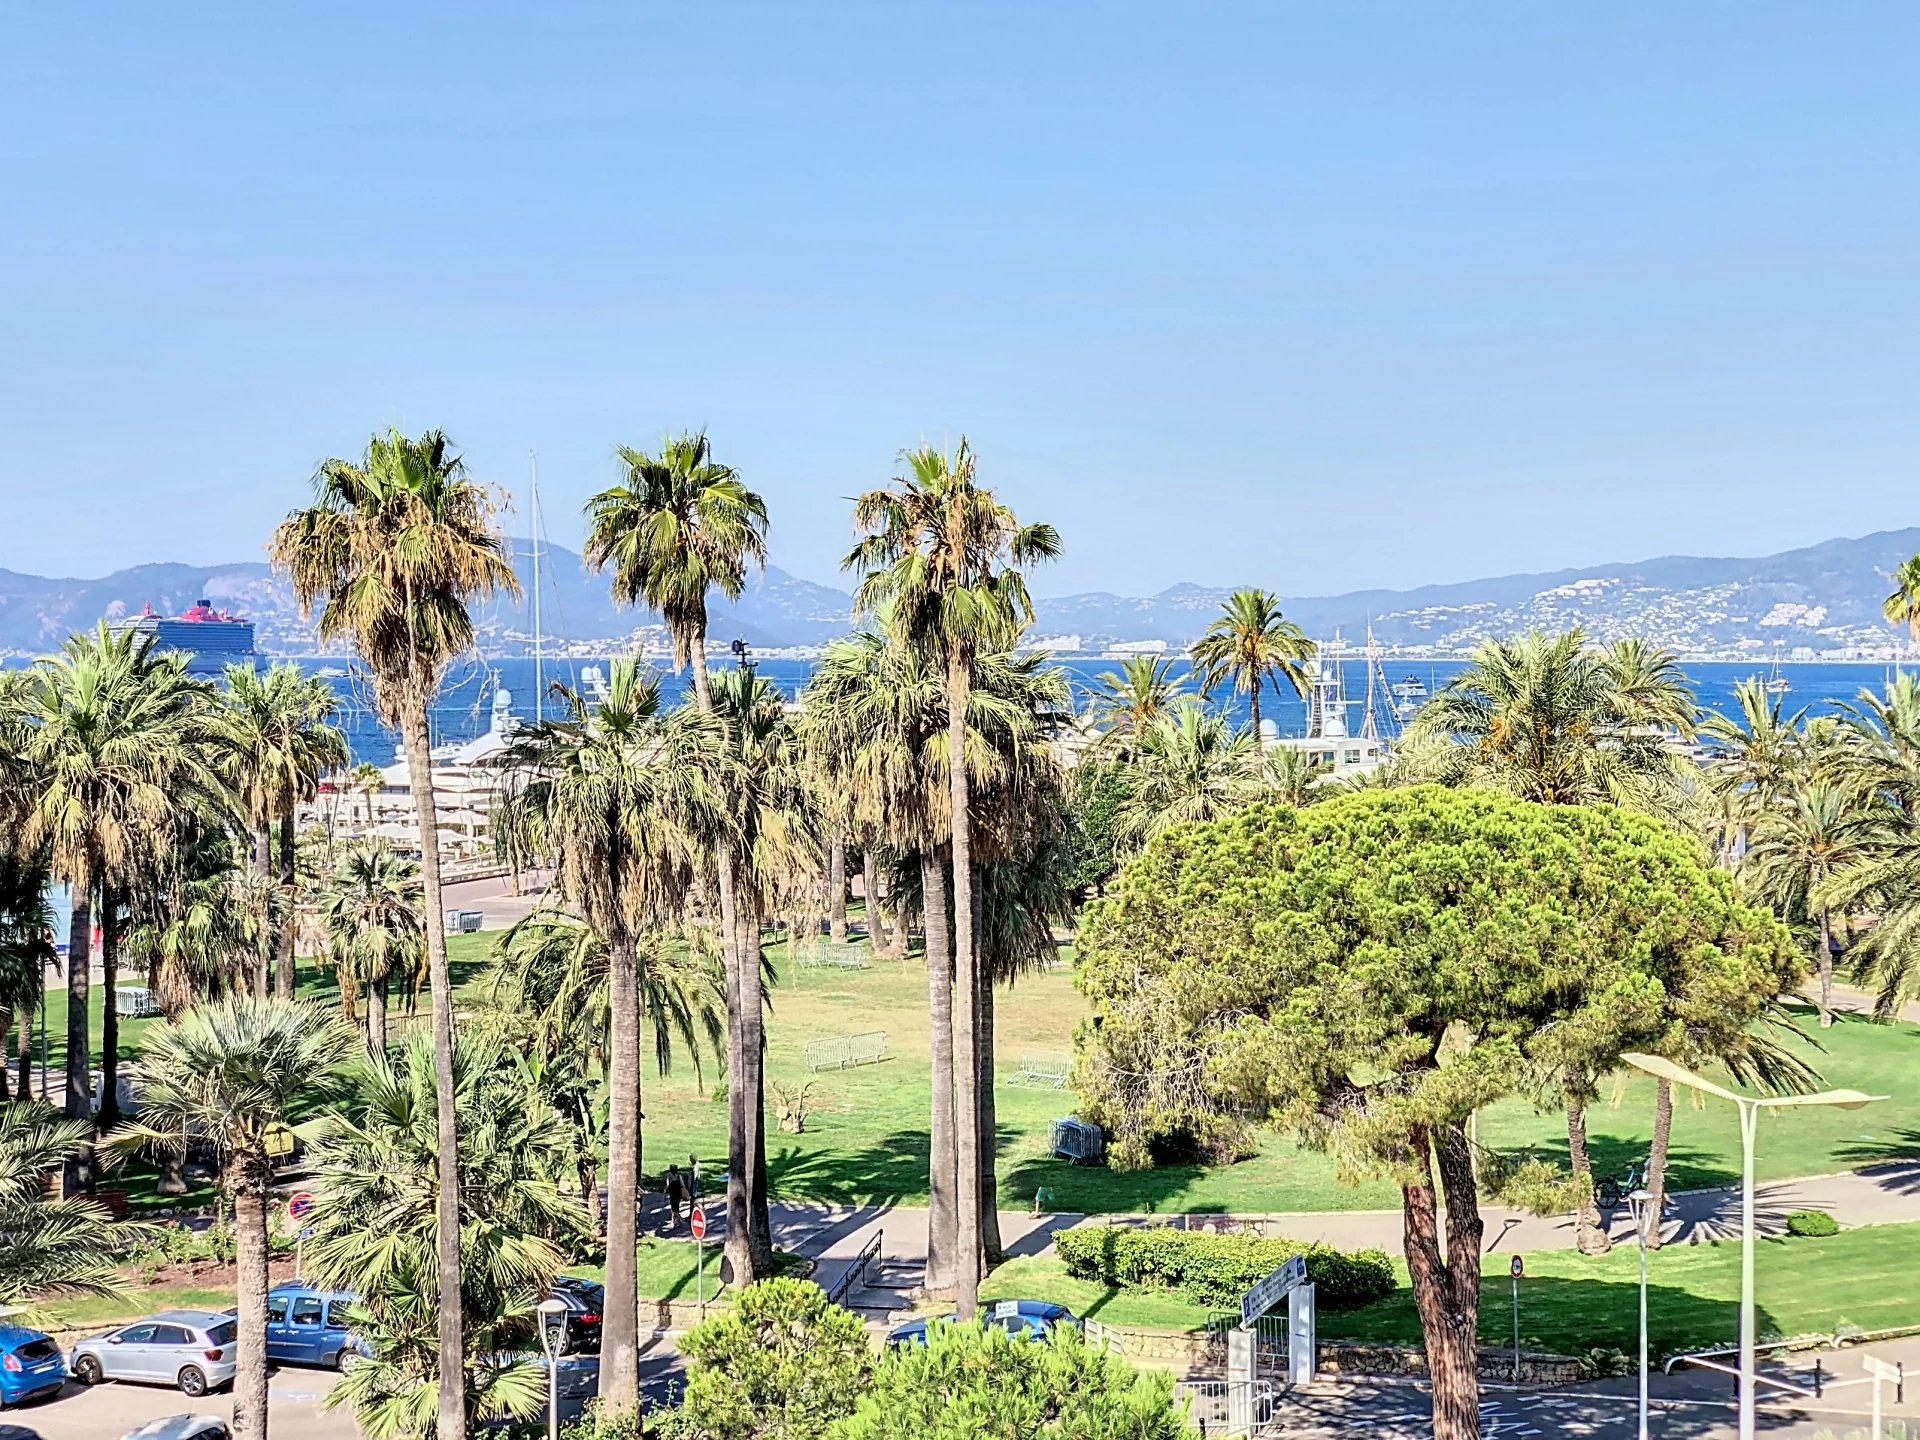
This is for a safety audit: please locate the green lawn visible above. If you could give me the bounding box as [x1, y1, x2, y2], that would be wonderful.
[45, 916, 1920, 1217]
[983, 1221, 1920, 1359]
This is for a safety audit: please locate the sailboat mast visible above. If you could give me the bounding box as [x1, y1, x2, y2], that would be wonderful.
[530, 450, 543, 724]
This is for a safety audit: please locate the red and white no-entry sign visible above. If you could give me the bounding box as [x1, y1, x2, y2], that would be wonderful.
[689, 1205, 708, 1240]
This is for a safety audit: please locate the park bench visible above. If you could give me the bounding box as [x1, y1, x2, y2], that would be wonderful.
[804, 1030, 889, 1072]
[1008, 1051, 1071, 1090]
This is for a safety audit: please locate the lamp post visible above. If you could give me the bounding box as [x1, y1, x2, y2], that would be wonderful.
[1621, 1054, 1883, 1440]
[1627, 1187, 1655, 1440]
[536, 1296, 568, 1440]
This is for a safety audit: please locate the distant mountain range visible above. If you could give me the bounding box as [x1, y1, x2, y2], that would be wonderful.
[3, 528, 1917, 660]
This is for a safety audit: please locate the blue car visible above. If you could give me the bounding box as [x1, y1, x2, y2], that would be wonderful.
[0, 1326, 66, 1407]
[886, 1300, 1080, 1348]
[264, 1284, 366, 1371]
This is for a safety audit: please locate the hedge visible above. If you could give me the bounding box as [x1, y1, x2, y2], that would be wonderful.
[1053, 1225, 1397, 1312]
[1785, 1210, 1840, 1238]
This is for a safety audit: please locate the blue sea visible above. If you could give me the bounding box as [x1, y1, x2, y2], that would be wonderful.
[290, 654, 1910, 768]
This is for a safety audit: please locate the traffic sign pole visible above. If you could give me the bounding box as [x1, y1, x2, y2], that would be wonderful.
[1510, 1255, 1524, 1382]
[690, 1204, 708, 1312]
[285, 1192, 317, 1281]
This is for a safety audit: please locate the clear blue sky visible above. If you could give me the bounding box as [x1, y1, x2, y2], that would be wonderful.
[2, 4, 1915, 597]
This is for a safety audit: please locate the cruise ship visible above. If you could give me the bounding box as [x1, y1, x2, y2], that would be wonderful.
[118, 600, 258, 675]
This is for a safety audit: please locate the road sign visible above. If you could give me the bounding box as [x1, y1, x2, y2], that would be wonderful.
[1865, 1357, 1901, 1381]
[286, 1191, 317, 1223]
[1510, 1255, 1524, 1279]
[1241, 1253, 1306, 1328]
[689, 1205, 708, 1240]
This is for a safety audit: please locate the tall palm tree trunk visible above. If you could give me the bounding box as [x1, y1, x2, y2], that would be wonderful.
[13, 1002, 30, 1101]
[1249, 679, 1262, 742]
[230, 1160, 271, 1440]
[277, 810, 298, 1001]
[1817, 908, 1835, 1027]
[599, 923, 642, 1416]
[920, 849, 957, 1297]
[367, 974, 387, 1053]
[740, 895, 774, 1272]
[976, 900, 1003, 1267]
[63, 855, 93, 1194]
[401, 703, 466, 1440]
[253, 824, 274, 997]
[1567, 1083, 1611, 1255]
[1645, 1077, 1673, 1251]
[828, 832, 847, 944]
[861, 850, 889, 952]
[946, 651, 983, 1315]
[98, 892, 121, 1131]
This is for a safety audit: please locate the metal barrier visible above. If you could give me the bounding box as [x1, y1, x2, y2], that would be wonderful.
[804, 1030, 889, 1072]
[1008, 1052, 1071, 1089]
[1205, 1312, 1289, 1371]
[1173, 1378, 1277, 1437]
[826, 1230, 884, 1309]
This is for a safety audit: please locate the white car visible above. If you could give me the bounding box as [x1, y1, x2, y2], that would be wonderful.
[122, 1420, 230, 1440]
[70, 1312, 237, 1397]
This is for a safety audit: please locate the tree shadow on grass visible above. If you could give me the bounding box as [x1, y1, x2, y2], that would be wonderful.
[1833, 1128, 1920, 1187]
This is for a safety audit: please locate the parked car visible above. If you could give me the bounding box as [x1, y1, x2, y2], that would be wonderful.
[264, 1283, 367, 1371]
[0, 1327, 65, 1408]
[547, 1277, 604, 1355]
[70, 1312, 237, 1397]
[886, 1299, 1080, 1347]
[121, 1419, 230, 1440]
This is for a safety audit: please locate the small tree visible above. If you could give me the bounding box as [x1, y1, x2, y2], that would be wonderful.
[113, 998, 354, 1440]
[1074, 787, 1796, 1440]
[833, 1321, 1195, 1440]
[665, 1278, 871, 1440]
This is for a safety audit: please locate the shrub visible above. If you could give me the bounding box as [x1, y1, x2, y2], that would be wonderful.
[1786, 1210, 1840, 1238]
[1052, 1225, 1396, 1311]
[665, 1278, 871, 1440]
[832, 1320, 1195, 1440]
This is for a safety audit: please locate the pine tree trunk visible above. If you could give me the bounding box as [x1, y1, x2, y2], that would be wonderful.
[1567, 1081, 1611, 1255]
[976, 905, 1003, 1269]
[1645, 1077, 1673, 1252]
[946, 650, 982, 1317]
[1818, 908, 1835, 1027]
[828, 832, 848, 944]
[402, 703, 466, 1440]
[921, 849, 958, 1298]
[98, 892, 121, 1131]
[861, 850, 889, 952]
[230, 1162, 271, 1440]
[63, 854, 93, 1194]
[1403, 1121, 1485, 1440]
[599, 923, 641, 1417]
[277, 810, 298, 1001]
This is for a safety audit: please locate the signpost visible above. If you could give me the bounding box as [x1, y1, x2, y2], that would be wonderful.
[1232, 1252, 1316, 1428]
[1865, 1356, 1904, 1438]
[286, 1193, 317, 1280]
[1241, 1253, 1306, 1330]
[1510, 1255, 1524, 1382]
[690, 1204, 708, 1311]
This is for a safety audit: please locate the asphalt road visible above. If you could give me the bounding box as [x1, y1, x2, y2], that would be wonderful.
[0, 1347, 685, 1440]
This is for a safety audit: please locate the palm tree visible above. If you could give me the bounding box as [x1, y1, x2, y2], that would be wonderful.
[1408, 630, 1697, 813]
[0, 853, 54, 1102]
[0, 1102, 126, 1311]
[1084, 655, 1189, 754]
[1883, 553, 1920, 646]
[349, 761, 387, 831]
[496, 660, 732, 1416]
[216, 663, 348, 999]
[1262, 744, 1330, 808]
[318, 841, 424, 1051]
[1113, 705, 1263, 846]
[583, 432, 771, 1288]
[1701, 678, 1809, 863]
[845, 439, 1059, 1316]
[124, 821, 264, 1019]
[271, 426, 517, 1440]
[18, 625, 224, 1183]
[110, 998, 353, 1440]
[1189, 589, 1315, 740]
[1746, 781, 1883, 1025]
[308, 1031, 587, 1440]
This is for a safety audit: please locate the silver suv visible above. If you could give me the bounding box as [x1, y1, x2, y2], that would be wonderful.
[70, 1312, 238, 1397]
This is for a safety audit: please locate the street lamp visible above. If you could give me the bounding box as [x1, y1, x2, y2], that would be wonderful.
[1626, 1187, 1655, 1440]
[1621, 1054, 1883, 1440]
[536, 1296, 569, 1440]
